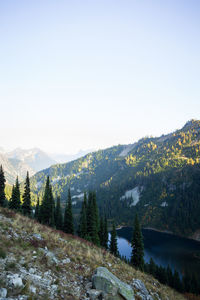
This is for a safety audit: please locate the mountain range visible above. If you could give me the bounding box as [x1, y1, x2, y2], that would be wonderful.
[29, 119, 200, 239]
[0, 148, 92, 184]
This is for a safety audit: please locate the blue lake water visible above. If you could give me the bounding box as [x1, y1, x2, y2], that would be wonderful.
[115, 227, 200, 278]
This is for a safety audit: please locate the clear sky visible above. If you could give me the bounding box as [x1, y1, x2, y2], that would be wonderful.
[0, 0, 199, 153]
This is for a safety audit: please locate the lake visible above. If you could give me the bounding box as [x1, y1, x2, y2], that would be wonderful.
[115, 227, 200, 278]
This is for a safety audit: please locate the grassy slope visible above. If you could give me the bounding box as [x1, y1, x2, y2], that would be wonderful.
[0, 207, 186, 300]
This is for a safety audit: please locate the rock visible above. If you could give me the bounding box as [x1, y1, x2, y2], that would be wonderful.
[0, 288, 7, 297]
[88, 289, 102, 300]
[32, 233, 42, 240]
[29, 285, 37, 294]
[29, 268, 36, 274]
[62, 258, 71, 264]
[92, 267, 134, 300]
[8, 274, 23, 288]
[132, 279, 153, 300]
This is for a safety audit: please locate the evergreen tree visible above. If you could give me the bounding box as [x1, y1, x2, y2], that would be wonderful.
[130, 214, 144, 271]
[63, 188, 74, 234]
[149, 257, 156, 276]
[9, 177, 21, 211]
[86, 191, 100, 245]
[0, 165, 6, 207]
[109, 222, 118, 256]
[99, 216, 104, 246]
[78, 192, 87, 238]
[55, 196, 63, 230]
[22, 172, 32, 216]
[39, 176, 55, 226]
[166, 265, 174, 287]
[34, 197, 40, 221]
[173, 270, 182, 292]
[102, 216, 108, 249]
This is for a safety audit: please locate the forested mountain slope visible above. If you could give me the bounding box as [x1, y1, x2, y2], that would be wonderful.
[30, 120, 200, 238]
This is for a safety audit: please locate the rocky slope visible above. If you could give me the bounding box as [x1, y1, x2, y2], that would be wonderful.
[0, 207, 185, 300]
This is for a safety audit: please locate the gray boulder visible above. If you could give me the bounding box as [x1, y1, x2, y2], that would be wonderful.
[0, 288, 7, 298]
[92, 267, 134, 300]
[132, 279, 153, 300]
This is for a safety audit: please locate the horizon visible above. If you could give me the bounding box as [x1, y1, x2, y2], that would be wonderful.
[0, 1, 200, 153]
[0, 118, 198, 155]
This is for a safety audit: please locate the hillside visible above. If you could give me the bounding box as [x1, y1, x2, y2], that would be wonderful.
[30, 120, 200, 238]
[0, 207, 185, 300]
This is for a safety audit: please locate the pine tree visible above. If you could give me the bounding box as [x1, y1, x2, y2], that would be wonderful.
[78, 192, 87, 238]
[131, 214, 144, 271]
[9, 177, 21, 211]
[34, 197, 40, 221]
[99, 216, 104, 246]
[86, 191, 100, 245]
[0, 165, 6, 207]
[103, 216, 108, 249]
[109, 222, 118, 256]
[63, 188, 74, 234]
[173, 270, 182, 292]
[9, 185, 15, 209]
[22, 172, 32, 216]
[39, 176, 55, 226]
[149, 257, 156, 276]
[55, 196, 63, 230]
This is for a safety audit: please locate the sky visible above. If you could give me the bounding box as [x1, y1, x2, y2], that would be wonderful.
[0, 0, 199, 154]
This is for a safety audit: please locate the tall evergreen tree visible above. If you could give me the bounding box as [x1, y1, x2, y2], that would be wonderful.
[39, 176, 55, 226]
[34, 197, 40, 221]
[78, 192, 87, 238]
[86, 191, 100, 245]
[63, 188, 74, 234]
[9, 177, 21, 211]
[131, 214, 144, 271]
[0, 165, 6, 207]
[55, 196, 63, 230]
[109, 222, 118, 256]
[22, 172, 32, 216]
[103, 216, 108, 249]
[99, 216, 104, 246]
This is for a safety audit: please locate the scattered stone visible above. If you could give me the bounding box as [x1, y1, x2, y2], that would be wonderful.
[88, 289, 102, 300]
[8, 274, 23, 288]
[29, 285, 37, 294]
[62, 258, 71, 264]
[92, 267, 134, 300]
[132, 279, 153, 300]
[0, 288, 7, 297]
[29, 268, 35, 274]
[32, 233, 42, 240]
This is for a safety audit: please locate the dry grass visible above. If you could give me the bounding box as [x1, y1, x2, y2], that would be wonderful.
[0, 207, 187, 300]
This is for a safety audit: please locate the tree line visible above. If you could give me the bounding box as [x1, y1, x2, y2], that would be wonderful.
[0, 165, 199, 296]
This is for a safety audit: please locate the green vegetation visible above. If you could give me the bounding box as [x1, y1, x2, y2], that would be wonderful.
[0, 165, 6, 207]
[109, 222, 118, 256]
[131, 214, 144, 271]
[63, 189, 74, 235]
[21, 172, 31, 216]
[9, 177, 21, 211]
[29, 119, 200, 237]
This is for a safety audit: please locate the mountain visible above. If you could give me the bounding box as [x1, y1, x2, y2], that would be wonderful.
[0, 152, 35, 184]
[49, 149, 94, 163]
[0, 207, 185, 300]
[0, 148, 57, 184]
[7, 147, 56, 172]
[30, 120, 200, 238]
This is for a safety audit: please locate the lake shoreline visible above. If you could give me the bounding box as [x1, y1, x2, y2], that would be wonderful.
[117, 225, 200, 243]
